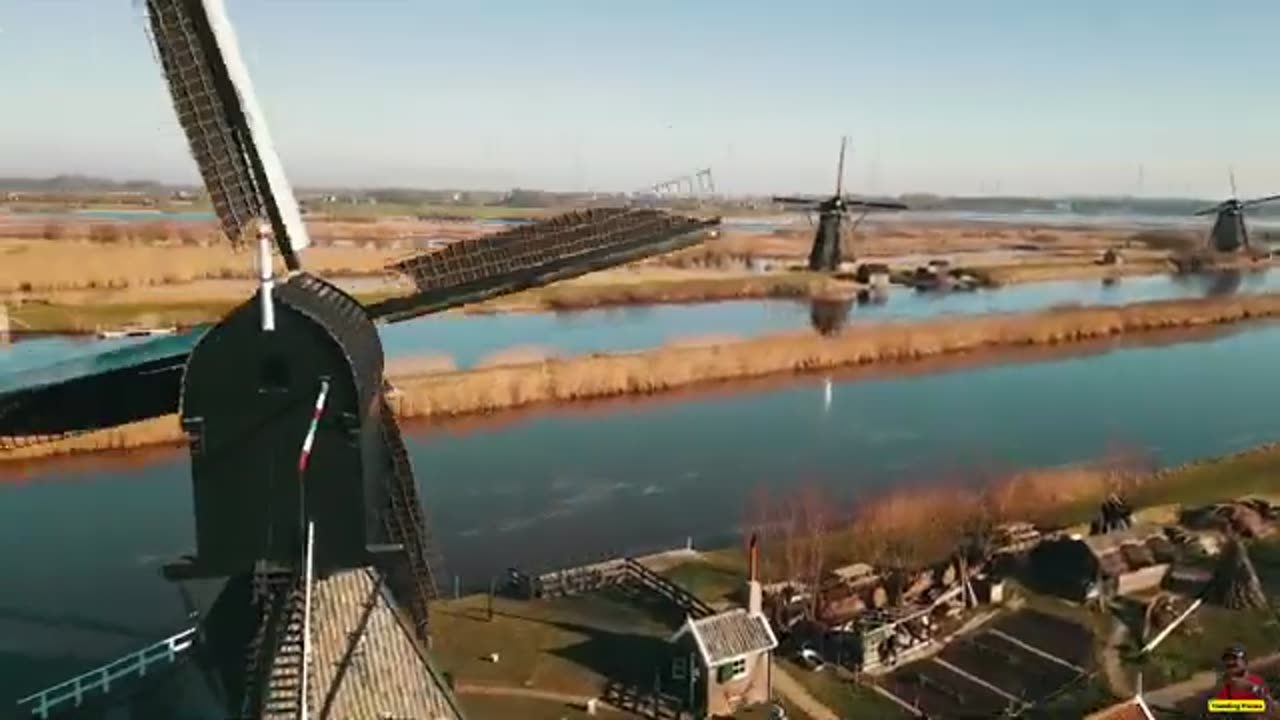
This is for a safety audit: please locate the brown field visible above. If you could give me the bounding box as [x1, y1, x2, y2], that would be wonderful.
[9, 291, 1280, 464]
[1, 216, 1254, 322]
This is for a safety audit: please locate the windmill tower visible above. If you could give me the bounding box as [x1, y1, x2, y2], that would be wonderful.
[773, 137, 908, 272]
[9, 0, 718, 717]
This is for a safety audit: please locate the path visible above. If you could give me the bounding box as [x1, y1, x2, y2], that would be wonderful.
[1101, 617, 1133, 698]
[456, 683, 620, 710]
[772, 665, 840, 720]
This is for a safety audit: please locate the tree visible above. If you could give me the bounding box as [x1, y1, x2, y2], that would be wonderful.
[796, 484, 831, 618]
[743, 482, 775, 580]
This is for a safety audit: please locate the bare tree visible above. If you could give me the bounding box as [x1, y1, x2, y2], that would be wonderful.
[781, 492, 805, 587]
[743, 482, 775, 580]
[797, 484, 830, 618]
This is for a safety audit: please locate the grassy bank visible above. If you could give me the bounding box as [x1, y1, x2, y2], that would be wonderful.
[4, 267, 828, 331]
[8, 291, 1280, 462]
[6, 290, 401, 334]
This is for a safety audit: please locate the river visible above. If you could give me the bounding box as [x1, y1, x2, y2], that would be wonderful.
[4, 269, 1279, 376]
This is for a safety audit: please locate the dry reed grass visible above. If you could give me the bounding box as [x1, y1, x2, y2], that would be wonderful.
[0, 238, 401, 293]
[387, 292, 1280, 420]
[8, 291, 1280, 463]
[749, 449, 1155, 578]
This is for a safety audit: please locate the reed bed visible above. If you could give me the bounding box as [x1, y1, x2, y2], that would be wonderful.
[748, 453, 1157, 580]
[387, 292, 1280, 420]
[0, 238, 401, 293]
[8, 291, 1280, 463]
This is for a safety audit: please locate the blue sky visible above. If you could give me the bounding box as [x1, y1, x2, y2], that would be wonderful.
[1, 0, 1279, 197]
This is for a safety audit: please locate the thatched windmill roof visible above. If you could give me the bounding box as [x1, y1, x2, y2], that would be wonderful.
[1204, 536, 1269, 610]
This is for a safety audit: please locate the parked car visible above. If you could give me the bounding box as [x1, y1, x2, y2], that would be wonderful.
[797, 644, 826, 672]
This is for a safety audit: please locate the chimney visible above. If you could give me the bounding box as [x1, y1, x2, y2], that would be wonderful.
[747, 533, 763, 615]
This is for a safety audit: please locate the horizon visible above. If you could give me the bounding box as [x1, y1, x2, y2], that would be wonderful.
[4, 1, 1280, 197]
[0, 174, 1244, 204]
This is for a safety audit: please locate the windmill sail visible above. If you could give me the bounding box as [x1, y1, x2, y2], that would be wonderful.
[369, 208, 717, 323]
[144, 0, 310, 266]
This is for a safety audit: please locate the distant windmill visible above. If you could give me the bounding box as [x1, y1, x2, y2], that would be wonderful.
[773, 137, 907, 272]
[1193, 169, 1280, 253]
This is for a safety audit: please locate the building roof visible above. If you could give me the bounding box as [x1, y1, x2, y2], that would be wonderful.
[671, 609, 778, 668]
[1081, 524, 1163, 556]
[1080, 525, 1174, 578]
[1085, 697, 1156, 720]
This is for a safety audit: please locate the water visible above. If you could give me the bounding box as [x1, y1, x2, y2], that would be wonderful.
[5, 321, 1280, 702]
[12, 210, 217, 223]
[5, 271, 1278, 377]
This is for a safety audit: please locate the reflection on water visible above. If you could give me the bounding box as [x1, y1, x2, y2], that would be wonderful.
[1205, 269, 1244, 297]
[810, 298, 853, 335]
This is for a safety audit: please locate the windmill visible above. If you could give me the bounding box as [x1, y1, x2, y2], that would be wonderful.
[773, 137, 908, 272]
[1193, 170, 1280, 254]
[7, 0, 717, 717]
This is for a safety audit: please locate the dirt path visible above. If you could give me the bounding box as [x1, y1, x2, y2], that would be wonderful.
[455, 683, 616, 710]
[1101, 617, 1133, 698]
[772, 665, 841, 720]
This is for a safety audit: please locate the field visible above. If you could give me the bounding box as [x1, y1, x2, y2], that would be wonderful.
[876, 609, 1098, 717]
[430, 589, 678, 698]
[3, 207, 1265, 330]
[779, 658, 913, 718]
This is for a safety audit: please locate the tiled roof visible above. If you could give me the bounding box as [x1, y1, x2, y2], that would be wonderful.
[672, 609, 778, 668]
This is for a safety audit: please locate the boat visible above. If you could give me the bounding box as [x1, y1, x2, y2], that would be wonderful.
[96, 324, 178, 340]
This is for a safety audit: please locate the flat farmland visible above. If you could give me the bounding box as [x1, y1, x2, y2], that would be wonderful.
[939, 630, 1082, 702]
[883, 658, 1012, 719]
[990, 609, 1095, 670]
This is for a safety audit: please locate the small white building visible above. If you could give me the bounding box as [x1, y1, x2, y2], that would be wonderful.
[668, 608, 779, 718]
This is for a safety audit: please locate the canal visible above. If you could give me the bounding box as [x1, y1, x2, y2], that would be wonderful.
[4, 314, 1280, 702]
[4, 269, 1278, 375]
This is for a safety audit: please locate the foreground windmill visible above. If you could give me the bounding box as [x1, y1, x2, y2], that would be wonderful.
[1194, 171, 1280, 254]
[8, 0, 717, 717]
[773, 137, 907, 272]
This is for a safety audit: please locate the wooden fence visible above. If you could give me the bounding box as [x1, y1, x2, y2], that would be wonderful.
[508, 548, 713, 620]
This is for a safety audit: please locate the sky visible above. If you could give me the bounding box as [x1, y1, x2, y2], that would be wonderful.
[2, 1, 1280, 197]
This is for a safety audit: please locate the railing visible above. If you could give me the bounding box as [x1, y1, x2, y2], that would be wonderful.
[18, 627, 196, 719]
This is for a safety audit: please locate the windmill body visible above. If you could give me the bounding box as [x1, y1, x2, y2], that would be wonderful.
[808, 200, 846, 271]
[1207, 201, 1249, 253]
[1193, 172, 1280, 255]
[774, 137, 907, 272]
